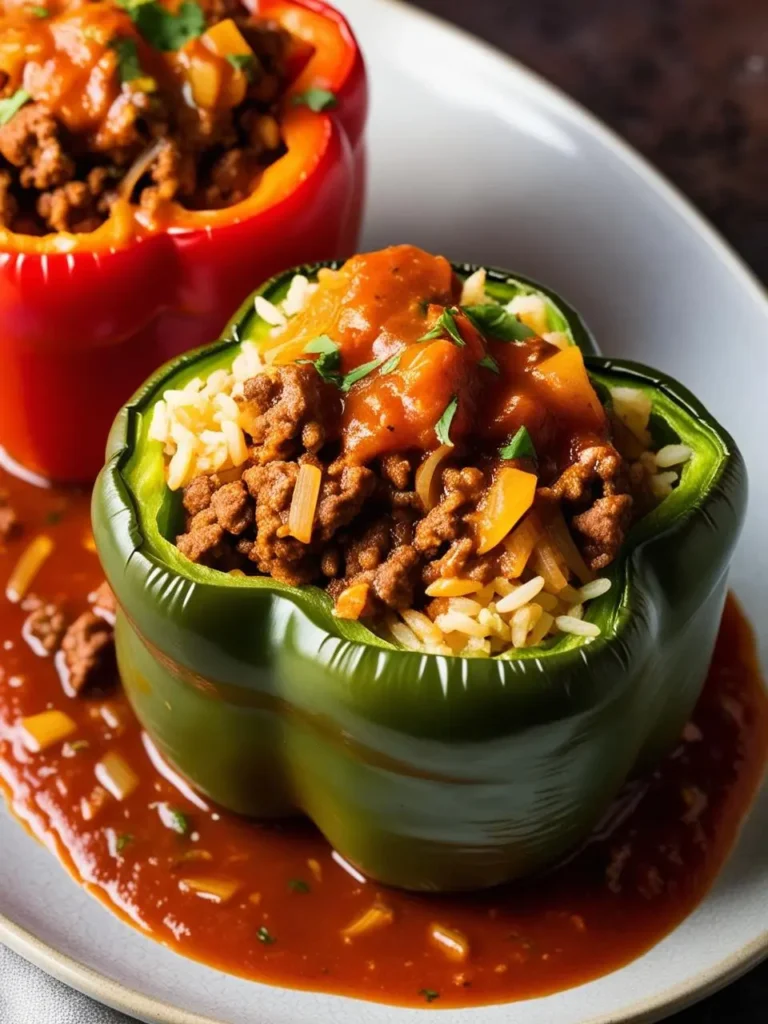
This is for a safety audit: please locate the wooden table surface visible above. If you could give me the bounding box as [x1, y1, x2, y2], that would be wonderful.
[408, 2, 767, 1020]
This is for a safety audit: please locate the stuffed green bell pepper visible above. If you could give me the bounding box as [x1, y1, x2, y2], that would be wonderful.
[92, 244, 746, 892]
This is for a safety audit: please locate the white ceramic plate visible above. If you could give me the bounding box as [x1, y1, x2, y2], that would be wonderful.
[1, 1, 767, 1022]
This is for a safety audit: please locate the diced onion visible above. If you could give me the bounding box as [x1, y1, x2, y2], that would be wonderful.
[415, 445, 452, 511]
[341, 901, 394, 940]
[428, 922, 470, 962]
[502, 513, 543, 578]
[179, 877, 241, 903]
[288, 463, 322, 544]
[20, 710, 76, 752]
[95, 751, 139, 801]
[460, 268, 487, 305]
[6, 534, 54, 603]
[531, 537, 569, 593]
[543, 508, 594, 584]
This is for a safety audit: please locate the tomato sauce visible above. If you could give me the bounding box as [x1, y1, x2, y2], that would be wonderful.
[0, 464, 766, 1009]
[269, 245, 611, 469]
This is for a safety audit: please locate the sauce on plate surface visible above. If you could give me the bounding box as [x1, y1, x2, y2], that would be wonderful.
[0, 466, 766, 1008]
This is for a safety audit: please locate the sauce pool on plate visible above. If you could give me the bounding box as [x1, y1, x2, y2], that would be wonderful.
[0, 466, 766, 1008]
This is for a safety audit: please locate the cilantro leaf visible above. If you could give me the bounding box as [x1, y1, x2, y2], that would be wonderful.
[0, 89, 31, 127]
[29, 5, 49, 16]
[291, 87, 337, 112]
[499, 426, 537, 462]
[158, 804, 189, 835]
[122, 0, 205, 52]
[227, 53, 256, 79]
[111, 38, 144, 83]
[435, 396, 458, 447]
[116, 833, 134, 852]
[419, 307, 465, 346]
[420, 989, 439, 1003]
[379, 352, 401, 375]
[298, 335, 342, 384]
[288, 878, 310, 893]
[257, 925, 276, 944]
[478, 354, 500, 374]
[462, 303, 536, 342]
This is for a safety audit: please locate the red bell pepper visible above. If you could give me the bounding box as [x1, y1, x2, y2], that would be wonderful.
[0, 0, 366, 483]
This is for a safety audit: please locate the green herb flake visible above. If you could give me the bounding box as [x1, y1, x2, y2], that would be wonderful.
[120, 0, 205, 52]
[420, 988, 440, 1003]
[29, 5, 49, 16]
[291, 87, 337, 112]
[45, 510, 63, 525]
[477, 353, 500, 374]
[379, 352, 401, 375]
[419, 307, 465, 347]
[257, 925, 276, 945]
[116, 833, 134, 852]
[499, 425, 537, 462]
[288, 878, 310, 893]
[0, 89, 31, 127]
[111, 37, 144, 84]
[226, 53, 256, 79]
[298, 334, 342, 384]
[462, 303, 536, 342]
[435, 396, 458, 447]
[159, 804, 190, 835]
[339, 355, 390, 392]
[67, 739, 89, 753]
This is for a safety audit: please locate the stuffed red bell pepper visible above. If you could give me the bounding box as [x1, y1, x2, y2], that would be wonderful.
[0, 0, 366, 482]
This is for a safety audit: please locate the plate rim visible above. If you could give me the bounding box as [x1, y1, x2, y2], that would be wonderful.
[2, 0, 767, 1020]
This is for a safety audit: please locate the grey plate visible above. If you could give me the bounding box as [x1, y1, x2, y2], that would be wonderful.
[1, 0, 767, 1021]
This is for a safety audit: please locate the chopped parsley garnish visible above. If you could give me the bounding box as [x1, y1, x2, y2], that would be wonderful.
[116, 833, 134, 852]
[298, 335, 342, 384]
[111, 38, 144, 84]
[158, 804, 190, 835]
[0, 89, 31, 127]
[291, 87, 338, 112]
[257, 925, 276, 944]
[379, 352, 401, 375]
[420, 988, 440, 1003]
[339, 356, 384, 392]
[478, 353, 500, 374]
[499, 425, 537, 462]
[435, 396, 458, 447]
[462, 303, 536, 342]
[120, 0, 205, 52]
[419, 307, 465, 346]
[29, 5, 49, 16]
[227, 53, 256, 80]
[288, 878, 310, 893]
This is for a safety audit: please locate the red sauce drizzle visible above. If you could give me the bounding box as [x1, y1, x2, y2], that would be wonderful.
[0, 468, 766, 1009]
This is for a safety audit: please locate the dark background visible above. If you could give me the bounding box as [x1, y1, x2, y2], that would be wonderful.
[412, 0, 768, 282]
[408, 1, 768, 1020]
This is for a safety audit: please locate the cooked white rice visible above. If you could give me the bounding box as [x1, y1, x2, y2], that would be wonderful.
[151, 266, 693, 657]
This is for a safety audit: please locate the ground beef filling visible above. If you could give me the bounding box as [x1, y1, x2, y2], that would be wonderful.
[21, 585, 117, 693]
[175, 364, 637, 617]
[0, 1, 293, 234]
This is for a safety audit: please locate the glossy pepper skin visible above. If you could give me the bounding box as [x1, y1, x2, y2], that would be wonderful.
[92, 262, 747, 892]
[0, 0, 366, 484]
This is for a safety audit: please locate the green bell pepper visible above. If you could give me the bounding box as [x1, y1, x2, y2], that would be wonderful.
[92, 261, 746, 892]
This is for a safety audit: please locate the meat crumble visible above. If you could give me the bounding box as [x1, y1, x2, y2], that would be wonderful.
[0, 0, 300, 235]
[154, 246, 692, 653]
